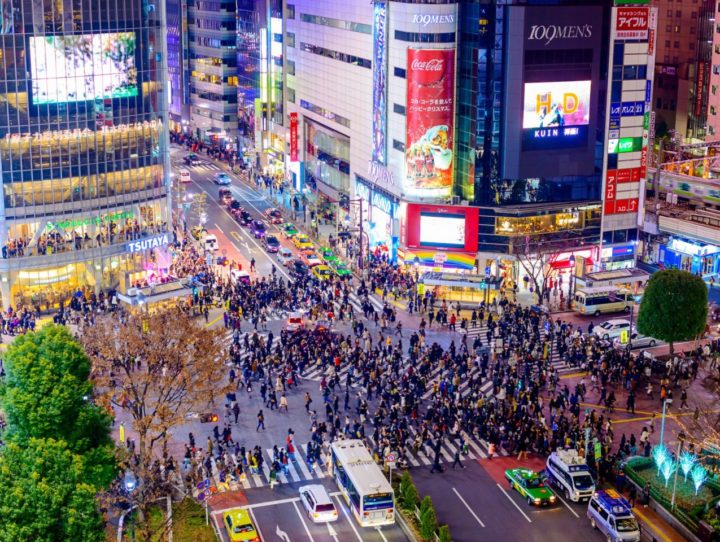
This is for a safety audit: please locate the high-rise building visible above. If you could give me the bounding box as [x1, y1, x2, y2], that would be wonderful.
[167, 0, 191, 133]
[0, 0, 171, 310]
[188, 0, 238, 143]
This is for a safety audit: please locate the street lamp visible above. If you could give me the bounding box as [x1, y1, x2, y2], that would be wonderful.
[568, 255, 576, 308]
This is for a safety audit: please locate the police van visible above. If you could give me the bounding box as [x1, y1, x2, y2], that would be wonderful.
[587, 489, 640, 542]
[545, 449, 595, 502]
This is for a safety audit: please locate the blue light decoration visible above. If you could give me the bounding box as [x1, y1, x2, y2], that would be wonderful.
[661, 459, 675, 487]
[652, 444, 669, 475]
[370, 1, 388, 165]
[691, 464, 708, 495]
[679, 451, 697, 482]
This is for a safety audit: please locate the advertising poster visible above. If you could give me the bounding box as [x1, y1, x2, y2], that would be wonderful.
[289, 112, 298, 162]
[405, 48, 455, 198]
[404, 203, 479, 253]
[615, 7, 649, 40]
[371, 2, 387, 164]
[522, 80, 591, 149]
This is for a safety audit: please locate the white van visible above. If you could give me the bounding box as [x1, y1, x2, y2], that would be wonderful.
[299, 484, 338, 523]
[203, 234, 218, 252]
[587, 490, 641, 542]
[546, 449, 595, 502]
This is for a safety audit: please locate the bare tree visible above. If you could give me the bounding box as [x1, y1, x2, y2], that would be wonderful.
[81, 308, 232, 540]
[513, 235, 562, 306]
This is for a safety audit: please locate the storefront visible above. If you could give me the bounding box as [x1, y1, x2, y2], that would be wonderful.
[658, 236, 720, 276]
[418, 271, 503, 306]
[599, 243, 637, 271]
[355, 176, 398, 262]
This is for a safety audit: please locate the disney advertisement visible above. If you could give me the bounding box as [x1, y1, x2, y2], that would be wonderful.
[405, 48, 455, 198]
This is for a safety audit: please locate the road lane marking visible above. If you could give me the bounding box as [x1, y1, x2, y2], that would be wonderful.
[276, 525, 290, 542]
[204, 314, 223, 328]
[248, 507, 265, 541]
[452, 487, 485, 527]
[496, 483, 532, 523]
[333, 495, 363, 542]
[375, 526, 389, 542]
[293, 500, 315, 542]
[632, 506, 673, 542]
[552, 492, 579, 518]
[327, 522, 340, 542]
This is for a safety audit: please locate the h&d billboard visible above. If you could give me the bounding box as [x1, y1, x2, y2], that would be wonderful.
[404, 48, 456, 199]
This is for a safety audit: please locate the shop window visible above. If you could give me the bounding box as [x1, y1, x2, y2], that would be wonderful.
[393, 103, 406, 116]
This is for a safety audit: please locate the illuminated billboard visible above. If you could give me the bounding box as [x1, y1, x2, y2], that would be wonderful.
[405, 49, 455, 198]
[419, 213, 465, 248]
[522, 80, 591, 149]
[30, 32, 138, 105]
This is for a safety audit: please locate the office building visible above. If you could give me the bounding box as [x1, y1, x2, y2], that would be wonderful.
[0, 0, 171, 310]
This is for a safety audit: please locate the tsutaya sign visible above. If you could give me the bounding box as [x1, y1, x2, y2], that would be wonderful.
[127, 233, 170, 254]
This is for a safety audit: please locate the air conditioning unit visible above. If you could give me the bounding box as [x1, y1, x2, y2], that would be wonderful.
[126, 288, 139, 297]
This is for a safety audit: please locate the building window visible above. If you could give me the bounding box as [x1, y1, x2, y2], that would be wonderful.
[714, 65, 720, 75]
[665, 40, 671, 49]
[393, 103, 406, 116]
[392, 139, 405, 153]
[711, 105, 717, 115]
[287, 59, 295, 75]
[713, 84, 718, 95]
[674, 41, 680, 49]
[299, 42, 371, 69]
[299, 99, 351, 128]
[394, 67, 406, 78]
[287, 87, 295, 103]
[287, 4, 295, 19]
[286, 32, 295, 48]
[393, 31, 456, 43]
[299, 13, 371, 34]
[666, 24, 672, 32]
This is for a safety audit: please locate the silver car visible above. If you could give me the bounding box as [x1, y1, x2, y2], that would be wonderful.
[299, 484, 338, 523]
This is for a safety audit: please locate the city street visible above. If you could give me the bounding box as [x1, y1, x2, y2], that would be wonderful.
[156, 147, 701, 542]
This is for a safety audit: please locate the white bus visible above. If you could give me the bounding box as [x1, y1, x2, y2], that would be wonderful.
[330, 439, 395, 527]
[573, 286, 634, 316]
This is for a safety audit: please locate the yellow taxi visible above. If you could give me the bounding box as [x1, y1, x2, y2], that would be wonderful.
[223, 508, 261, 542]
[293, 233, 313, 250]
[312, 265, 333, 282]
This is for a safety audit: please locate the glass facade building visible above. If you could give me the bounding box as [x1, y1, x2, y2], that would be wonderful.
[0, 0, 170, 310]
[457, 0, 611, 257]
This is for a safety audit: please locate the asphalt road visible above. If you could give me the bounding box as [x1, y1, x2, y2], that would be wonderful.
[210, 477, 412, 542]
[167, 147, 683, 542]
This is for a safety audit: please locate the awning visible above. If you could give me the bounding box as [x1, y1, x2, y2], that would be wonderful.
[551, 258, 594, 270]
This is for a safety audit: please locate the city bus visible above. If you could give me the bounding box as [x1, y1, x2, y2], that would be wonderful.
[573, 286, 634, 316]
[330, 439, 395, 527]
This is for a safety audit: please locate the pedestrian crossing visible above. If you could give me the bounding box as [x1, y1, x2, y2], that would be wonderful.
[196, 430, 506, 495]
[187, 162, 222, 172]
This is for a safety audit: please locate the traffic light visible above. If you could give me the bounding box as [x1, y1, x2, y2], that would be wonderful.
[200, 413, 219, 423]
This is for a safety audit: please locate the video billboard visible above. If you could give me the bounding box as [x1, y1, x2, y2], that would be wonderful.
[405, 203, 478, 253]
[29, 32, 138, 105]
[522, 80, 591, 149]
[404, 48, 455, 199]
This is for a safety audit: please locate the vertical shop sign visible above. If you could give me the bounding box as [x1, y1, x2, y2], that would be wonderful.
[604, 169, 617, 215]
[371, 2, 388, 164]
[289, 112, 298, 162]
[405, 48, 455, 198]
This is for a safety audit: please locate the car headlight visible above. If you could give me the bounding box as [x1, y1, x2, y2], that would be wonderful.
[534, 498, 541, 504]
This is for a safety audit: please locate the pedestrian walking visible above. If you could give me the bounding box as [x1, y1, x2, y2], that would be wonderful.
[451, 449, 465, 470]
[256, 409, 265, 431]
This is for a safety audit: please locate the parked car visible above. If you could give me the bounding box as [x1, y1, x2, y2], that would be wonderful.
[263, 235, 280, 253]
[227, 198, 241, 211]
[285, 311, 306, 331]
[265, 208, 284, 224]
[312, 265, 333, 282]
[293, 234, 313, 250]
[183, 153, 202, 166]
[179, 169, 192, 183]
[213, 172, 231, 185]
[252, 220, 267, 239]
[613, 332, 662, 349]
[318, 247, 338, 265]
[300, 250, 322, 267]
[329, 260, 352, 278]
[230, 269, 251, 285]
[203, 234, 219, 252]
[238, 210, 253, 227]
[594, 319, 632, 341]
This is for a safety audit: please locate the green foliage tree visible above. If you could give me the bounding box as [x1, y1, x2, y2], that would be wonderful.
[0, 324, 116, 487]
[399, 470, 412, 496]
[637, 269, 708, 356]
[420, 504, 437, 541]
[402, 480, 419, 511]
[0, 438, 105, 542]
[438, 524, 452, 542]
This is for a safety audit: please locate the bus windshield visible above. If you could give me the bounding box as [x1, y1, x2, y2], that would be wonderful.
[363, 493, 394, 510]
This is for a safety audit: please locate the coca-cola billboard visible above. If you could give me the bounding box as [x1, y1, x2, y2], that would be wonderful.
[405, 48, 455, 198]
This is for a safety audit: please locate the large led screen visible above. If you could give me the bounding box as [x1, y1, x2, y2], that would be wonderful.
[522, 80, 591, 150]
[30, 32, 138, 105]
[419, 213, 466, 248]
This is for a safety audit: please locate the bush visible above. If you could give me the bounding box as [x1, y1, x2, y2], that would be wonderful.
[420, 495, 433, 517]
[438, 524, 452, 542]
[420, 505, 437, 541]
[402, 481, 419, 510]
[399, 470, 412, 495]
